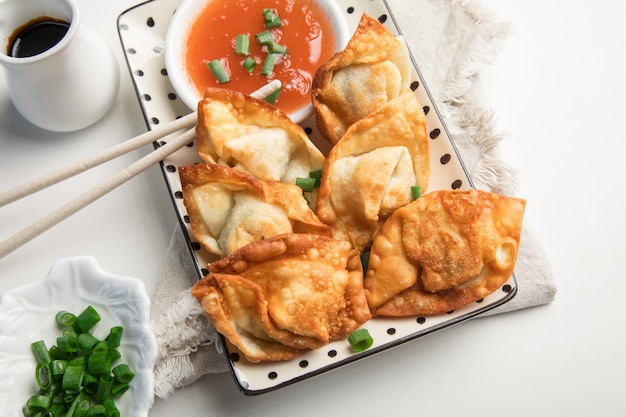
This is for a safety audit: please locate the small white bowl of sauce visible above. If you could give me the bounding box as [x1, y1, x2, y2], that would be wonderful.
[165, 0, 350, 124]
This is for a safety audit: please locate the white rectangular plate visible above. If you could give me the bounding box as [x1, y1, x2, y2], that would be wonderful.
[117, 0, 517, 395]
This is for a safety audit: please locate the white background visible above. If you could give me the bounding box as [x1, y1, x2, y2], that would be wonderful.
[1, 0, 625, 416]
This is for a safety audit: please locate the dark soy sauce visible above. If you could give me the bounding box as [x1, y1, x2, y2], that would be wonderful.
[7, 17, 70, 58]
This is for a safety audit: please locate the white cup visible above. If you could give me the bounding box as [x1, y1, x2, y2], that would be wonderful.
[0, 0, 119, 132]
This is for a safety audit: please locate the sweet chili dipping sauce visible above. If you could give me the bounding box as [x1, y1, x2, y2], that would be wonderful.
[185, 0, 337, 116]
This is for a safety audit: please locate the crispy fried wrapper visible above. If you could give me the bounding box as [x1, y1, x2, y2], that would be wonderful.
[364, 190, 526, 316]
[312, 13, 412, 144]
[195, 87, 325, 184]
[179, 164, 332, 257]
[191, 233, 371, 362]
[316, 90, 430, 252]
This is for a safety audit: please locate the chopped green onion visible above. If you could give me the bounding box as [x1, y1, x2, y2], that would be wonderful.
[87, 351, 111, 375]
[263, 8, 282, 28]
[111, 364, 134, 384]
[107, 348, 121, 364]
[207, 59, 230, 83]
[91, 341, 108, 354]
[102, 398, 120, 417]
[255, 29, 274, 45]
[111, 382, 129, 398]
[50, 360, 68, 381]
[27, 394, 51, 411]
[242, 56, 257, 73]
[35, 362, 52, 391]
[347, 328, 374, 353]
[106, 327, 123, 349]
[55, 311, 77, 327]
[83, 373, 99, 394]
[74, 398, 91, 417]
[235, 34, 250, 55]
[31, 340, 51, 365]
[85, 404, 106, 417]
[360, 251, 370, 275]
[261, 53, 280, 76]
[56, 336, 78, 353]
[74, 306, 100, 333]
[263, 85, 283, 104]
[61, 365, 84, 391]
[95, 375, 112, 404]
[77, 332, 99, 353]
[309, 170, 322, 187]
[23, 307, 135, 416]
[295, 177, 316, 192]
[268, 41, 287, 54]
[411, 185, 422, 200]
[48, 345, 72, 361]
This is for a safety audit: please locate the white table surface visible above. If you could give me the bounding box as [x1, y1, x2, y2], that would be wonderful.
[1, 0, 625, 416]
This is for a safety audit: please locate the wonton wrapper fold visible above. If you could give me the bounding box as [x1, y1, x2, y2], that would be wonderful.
[196, 87, 325, 184]
[180, 163, 332, 257]
[316, 90, 430, 252]
[312, 13, 412, 144]
[364, 190, 526, 316]
[192, 233, 371, 362]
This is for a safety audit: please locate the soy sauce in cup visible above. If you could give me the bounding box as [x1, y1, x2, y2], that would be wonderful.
[7, 17, 70, 58]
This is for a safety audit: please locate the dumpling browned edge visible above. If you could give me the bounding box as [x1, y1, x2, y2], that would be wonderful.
[311, 13, 404, 144]
[365, 190, 526, 317]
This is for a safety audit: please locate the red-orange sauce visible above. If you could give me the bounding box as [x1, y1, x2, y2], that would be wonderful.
[185, 0, 337, 115]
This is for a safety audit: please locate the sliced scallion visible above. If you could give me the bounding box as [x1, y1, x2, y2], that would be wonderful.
[309, 169, 322, 188]
[26, 394, 51, 411]
[111, 364, 134, 384]
[106, 327, 123, 349]
[347, 328, 374, 353]
[268, 41, 287, 54]
[207, 59, 230, 83]
[261, 53, 280, 76]
[35, 362, 52, 391]
[22, 307, 135, 416]
[235, 34, 250, 55]
[31, 340, 51, 365]
[263, 85, 282, 104]
[55, 311, 77, 327]
[295, 177, 316, 192]
[242, 56, 257, 73]
[263, 8, 282, 28]
[61, 365, 84, 391]
[255, 29, 274, 45]
[411, 185, 422, 200]
[74, 306, 100, 333]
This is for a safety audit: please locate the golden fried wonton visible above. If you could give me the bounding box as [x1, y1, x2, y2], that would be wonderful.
[316, 90, 430, 252]
[312, 13, 412, 144]
[191, 233, 371, 362]
[179, 163, 331, 257]
[364, 190, 526, 316]
[195, 87, 325, 184]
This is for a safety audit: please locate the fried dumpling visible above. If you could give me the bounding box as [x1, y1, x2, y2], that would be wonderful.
[191, 233, 371, 362]
[316, 90, 430, 252]
[179, 164, 332, 257]
[312, 13, 412, 144]
[195, 87, 325, 184]
[364, 190, 526, 316]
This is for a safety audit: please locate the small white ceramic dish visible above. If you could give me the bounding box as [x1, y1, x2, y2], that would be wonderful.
[0, 256, 157, 417]
[164, 0, 350, 124]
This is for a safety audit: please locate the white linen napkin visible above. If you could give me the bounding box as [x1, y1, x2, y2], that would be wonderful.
[150, 0, 557, 399]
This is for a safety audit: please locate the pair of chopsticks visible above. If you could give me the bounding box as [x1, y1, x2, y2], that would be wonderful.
[0, 80, 283, 260]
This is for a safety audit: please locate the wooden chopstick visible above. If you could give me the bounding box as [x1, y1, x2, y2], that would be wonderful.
[0, 112, 197, 208]
[0, 80, 282, 260]
[0, 79, 283, 208]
